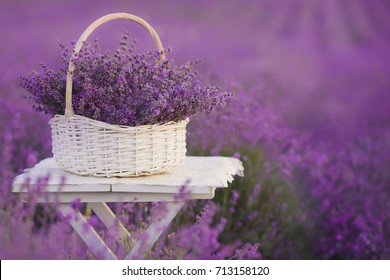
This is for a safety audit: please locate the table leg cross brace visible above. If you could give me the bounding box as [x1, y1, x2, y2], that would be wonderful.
[58, 201, 185, 260]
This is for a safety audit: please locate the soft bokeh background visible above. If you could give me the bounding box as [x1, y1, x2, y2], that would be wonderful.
[1, 0, 390, 259]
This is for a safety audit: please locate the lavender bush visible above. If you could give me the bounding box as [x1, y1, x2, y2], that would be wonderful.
[1, 0, 390, 260]
[21, 34, 232, 126]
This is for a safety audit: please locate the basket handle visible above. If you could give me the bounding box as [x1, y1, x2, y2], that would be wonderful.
[65, 13, 165, 118]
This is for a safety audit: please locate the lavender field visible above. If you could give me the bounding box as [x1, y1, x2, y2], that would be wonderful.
[1, 0, 390, 259]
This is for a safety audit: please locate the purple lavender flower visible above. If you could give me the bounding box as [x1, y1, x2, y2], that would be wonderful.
[20, 34, 232, 126]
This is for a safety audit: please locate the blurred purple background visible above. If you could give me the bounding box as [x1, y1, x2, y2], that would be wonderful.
[1, 0, 390, 259]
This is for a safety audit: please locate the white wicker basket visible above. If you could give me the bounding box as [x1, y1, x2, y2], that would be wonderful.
[49, 13, 188, 177]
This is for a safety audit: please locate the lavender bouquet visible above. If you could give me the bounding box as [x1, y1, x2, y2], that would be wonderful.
[21, 33, 232, 126]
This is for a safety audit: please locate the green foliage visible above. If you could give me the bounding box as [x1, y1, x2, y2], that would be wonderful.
[189, 146, 312, 259]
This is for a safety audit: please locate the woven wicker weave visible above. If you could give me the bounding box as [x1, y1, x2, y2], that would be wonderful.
[49, 13, 188, 177]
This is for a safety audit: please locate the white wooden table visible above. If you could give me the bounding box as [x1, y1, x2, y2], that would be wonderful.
[12, 157, 243, 259]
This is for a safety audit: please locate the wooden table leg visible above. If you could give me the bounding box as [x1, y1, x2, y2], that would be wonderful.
[58, 204, 117, 260]
[88, 202, 133, 244]
[125, 201, 185, 260]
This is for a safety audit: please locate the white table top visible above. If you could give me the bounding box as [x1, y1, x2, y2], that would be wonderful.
[12, 157, 243, 202]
